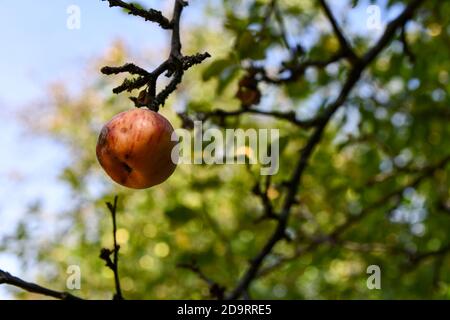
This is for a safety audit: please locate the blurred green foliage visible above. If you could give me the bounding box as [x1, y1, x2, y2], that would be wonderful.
[4, 0, 450, 299]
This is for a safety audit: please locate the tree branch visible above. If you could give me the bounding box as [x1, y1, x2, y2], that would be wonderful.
[102, 0, 210, 111]
[253, 176, 279, 223]
[226, 0, 425, 300]
[0, 269, 82, 300]
[101, 63, 150, 76]
[200, 107, 321, 128]
[255, 51, 344, 84]
[258, 153, 449, 278]
[170, 0, 187, 59]
[361, 0, 424, 65]
[226, 42, 363, 302]
[103, 0, 172, 29]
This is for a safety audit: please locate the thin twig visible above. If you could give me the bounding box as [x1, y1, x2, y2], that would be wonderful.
[253, 176, 279, 223]
[255, 52, 344, 84]
[170, 0, 187, 59]
[318, 0, 358, 62]
[100, 195, 124, 300]
[200, 107, 321, 128]
[178, 262, 225, 300]
[103, 0, 172, 29]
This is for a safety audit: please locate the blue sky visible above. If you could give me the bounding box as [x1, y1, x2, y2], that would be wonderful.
[0, 0, 396, 299]
[0, 0, 210, 106]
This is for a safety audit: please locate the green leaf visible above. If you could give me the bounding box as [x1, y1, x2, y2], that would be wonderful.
[217, 65, 240, 94]
[60, 168, 81, 189]
[165, 204, 197, 226]
[202, 58, 232, 81]
[236, 31, 266, 60]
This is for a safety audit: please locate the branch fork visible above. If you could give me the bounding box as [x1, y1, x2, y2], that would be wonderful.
[102, 0, 210, 111]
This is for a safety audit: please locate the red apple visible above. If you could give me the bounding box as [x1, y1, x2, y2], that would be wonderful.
[96, 108, 177, 189]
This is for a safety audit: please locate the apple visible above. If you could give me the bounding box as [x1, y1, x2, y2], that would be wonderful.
[96, 108, 177, 189]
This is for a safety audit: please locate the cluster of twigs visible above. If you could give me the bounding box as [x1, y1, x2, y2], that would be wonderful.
[100, 0, 210, 111]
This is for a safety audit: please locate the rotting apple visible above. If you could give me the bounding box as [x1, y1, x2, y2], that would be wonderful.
[96, 108, 177, 189]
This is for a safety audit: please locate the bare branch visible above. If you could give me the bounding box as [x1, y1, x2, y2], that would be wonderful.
[329, 155, 450, 239]
[112, 76, 148, 94]
[178, 262, 225, 300]
[200, 107, 321, 128]
[101, 63, 150, 76]
[149, 70, 184, 110]
[253, 176, 279, 223]
[103, 0, 172, 29]
[318, 0, 358, 62]
[0, 269, 82, 300]
[170, 0, 188, 59]
[226, 43, 363, 302]
[361, 0, 424, 65]
[182, 53, 212, 71]
[102, 0, 210, 111]
[259, 153, 449, 278]
[255, 51, 344, 84]
[408, 244, 450, 264]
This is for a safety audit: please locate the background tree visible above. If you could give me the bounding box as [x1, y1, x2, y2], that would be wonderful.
[1, 0, 450, 299]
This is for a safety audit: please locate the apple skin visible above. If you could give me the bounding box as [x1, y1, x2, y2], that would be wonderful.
[96, 108, 177, 189]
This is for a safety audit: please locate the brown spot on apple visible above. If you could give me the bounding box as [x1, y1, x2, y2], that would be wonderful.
[98, 126, 109, 147]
